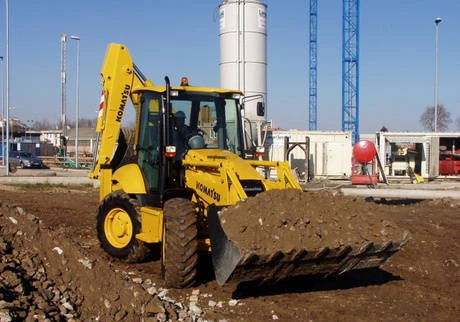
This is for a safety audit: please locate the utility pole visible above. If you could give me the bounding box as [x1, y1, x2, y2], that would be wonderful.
[70, 35, 80, 167]
[0, 56, 4, 166]
[61, 34, 67, 156]
[434, 17, 442, 132]
[5, 0, 10, 175]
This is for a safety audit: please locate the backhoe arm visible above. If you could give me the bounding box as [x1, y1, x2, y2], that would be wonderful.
[89, 43, 151, 181]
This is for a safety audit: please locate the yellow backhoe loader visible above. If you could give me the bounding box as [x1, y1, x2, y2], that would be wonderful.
[89, 43, 406, 288]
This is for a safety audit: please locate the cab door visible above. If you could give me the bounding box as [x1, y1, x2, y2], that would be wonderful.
[137, 93, 162, 192]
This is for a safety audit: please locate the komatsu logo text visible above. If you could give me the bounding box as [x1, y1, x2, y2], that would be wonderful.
[116, 84, 131, 122]
[196, 182, 221, 202]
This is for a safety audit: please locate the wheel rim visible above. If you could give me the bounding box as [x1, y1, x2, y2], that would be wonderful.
[104, 207, 133, 248]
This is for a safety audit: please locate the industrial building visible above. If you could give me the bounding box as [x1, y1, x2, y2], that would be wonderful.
[375, 131, 460, 179]
[264, 130, 460, 182]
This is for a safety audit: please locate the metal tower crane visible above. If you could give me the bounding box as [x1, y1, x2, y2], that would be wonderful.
[308, 0, 318, 130]
[342, 0, 360, 144]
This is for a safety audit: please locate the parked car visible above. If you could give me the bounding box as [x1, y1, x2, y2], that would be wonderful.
[9, 151, 45, 169]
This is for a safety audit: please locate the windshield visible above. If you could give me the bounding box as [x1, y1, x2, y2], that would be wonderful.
[170, 92, 242, 155]
[20, 152, 32, 157]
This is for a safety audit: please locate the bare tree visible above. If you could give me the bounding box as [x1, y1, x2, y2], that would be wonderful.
[60, 118, 97, 129]
[419, 104, 452, 131]
[456, 116, 460, 131]
[31, 120, 59, 130]
[27, 118, 96, 131]
[79, 118, 97, 128]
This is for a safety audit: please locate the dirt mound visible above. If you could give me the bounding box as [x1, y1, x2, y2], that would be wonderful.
[219, 189, 409, 253]
[0, 198, 199, 321]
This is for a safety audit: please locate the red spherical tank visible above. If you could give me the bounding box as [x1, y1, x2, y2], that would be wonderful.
[353, 140, 377, 163]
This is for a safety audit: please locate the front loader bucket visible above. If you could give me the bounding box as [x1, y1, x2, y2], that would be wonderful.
[207, 205, 409, 286]
[207, 205, 243, 285]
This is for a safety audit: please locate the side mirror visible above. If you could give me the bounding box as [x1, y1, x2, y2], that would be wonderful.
[257, 101, 265, 117]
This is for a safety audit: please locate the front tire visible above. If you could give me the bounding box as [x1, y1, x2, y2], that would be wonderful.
[97, 190, 150, 262]
[162, 198, 198, 288]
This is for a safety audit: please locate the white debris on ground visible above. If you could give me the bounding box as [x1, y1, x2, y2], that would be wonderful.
[0, 205, 245, 321]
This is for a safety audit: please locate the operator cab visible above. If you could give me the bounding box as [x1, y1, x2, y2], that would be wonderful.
[131, 84, 245, 206]
[136, 89, 244, 156]
[169, 92, 243, 155]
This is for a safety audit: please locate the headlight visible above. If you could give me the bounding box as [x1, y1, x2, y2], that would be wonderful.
[255, 146, 265, 157]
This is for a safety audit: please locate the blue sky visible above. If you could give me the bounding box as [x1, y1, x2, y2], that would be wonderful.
[0, 0, 458, 133]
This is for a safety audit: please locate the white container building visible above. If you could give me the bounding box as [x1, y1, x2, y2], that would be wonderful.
[264, 130, 353, 180]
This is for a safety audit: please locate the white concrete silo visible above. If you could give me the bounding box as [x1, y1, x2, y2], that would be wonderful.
[219, 0, 267, 132]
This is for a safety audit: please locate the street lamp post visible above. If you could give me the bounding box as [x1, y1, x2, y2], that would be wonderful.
[434, 17, 442, 132]
[61, 34, 67, 158]
[70, 35, 80, 168]
[0, 56, 4, 166]
[5, 0, 10, 175]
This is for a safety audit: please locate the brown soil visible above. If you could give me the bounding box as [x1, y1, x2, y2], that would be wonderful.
[219, 189, 408, 253]
[0, 184, 459, 321]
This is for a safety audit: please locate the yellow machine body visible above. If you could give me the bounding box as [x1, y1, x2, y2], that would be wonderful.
[90, 43, 406, 288]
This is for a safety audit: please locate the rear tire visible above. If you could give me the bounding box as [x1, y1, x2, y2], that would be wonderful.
[97, 190, 150, 262]
[162, 198, 198, 288]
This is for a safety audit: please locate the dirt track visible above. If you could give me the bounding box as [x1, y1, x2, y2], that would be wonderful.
[0, 184, 459, 321]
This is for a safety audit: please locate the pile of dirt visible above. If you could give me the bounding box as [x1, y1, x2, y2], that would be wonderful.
[218, 189, 409, 253]
[0, 198, 199, 321]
